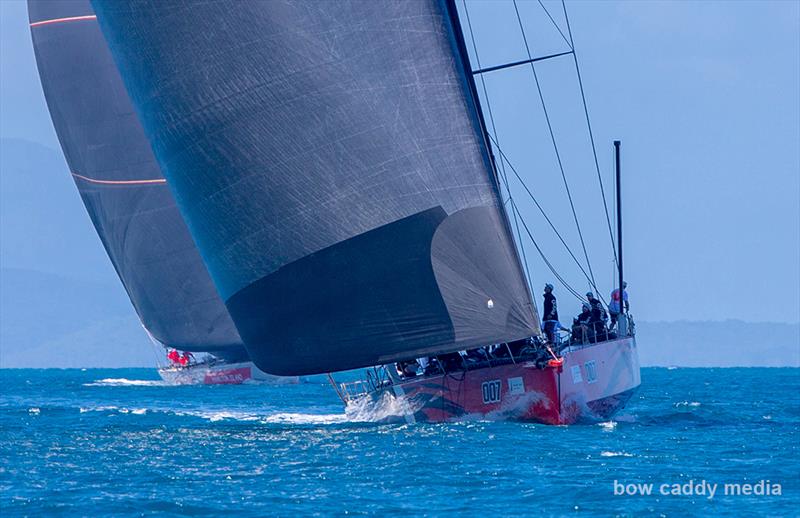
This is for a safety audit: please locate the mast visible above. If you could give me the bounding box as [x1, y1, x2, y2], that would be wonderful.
[614, 140, 624, 316]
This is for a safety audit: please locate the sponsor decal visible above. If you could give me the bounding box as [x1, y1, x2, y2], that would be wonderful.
[584, 361, 598, 384]
[481, 379, 502, 404]
[508, 376, 525, 395]
[571, 365, 583, 384]
[204, 367, 251, 385]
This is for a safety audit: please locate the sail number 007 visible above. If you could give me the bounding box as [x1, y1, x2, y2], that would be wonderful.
[481, 380, 502, 404]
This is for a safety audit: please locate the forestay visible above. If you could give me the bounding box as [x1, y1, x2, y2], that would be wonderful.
[92, 0, 539, 375]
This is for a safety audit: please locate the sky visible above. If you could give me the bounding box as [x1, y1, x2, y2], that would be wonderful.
[1, 0, 799, 325]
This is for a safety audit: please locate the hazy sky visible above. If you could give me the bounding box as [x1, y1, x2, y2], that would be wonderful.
[1, 0, 798, 324]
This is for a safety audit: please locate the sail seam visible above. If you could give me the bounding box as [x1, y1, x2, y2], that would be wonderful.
[30, 15, 97, 28]
[71, 172, 167, 186]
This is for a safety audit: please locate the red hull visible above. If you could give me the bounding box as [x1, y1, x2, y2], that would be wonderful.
[344, 337, 640, 425]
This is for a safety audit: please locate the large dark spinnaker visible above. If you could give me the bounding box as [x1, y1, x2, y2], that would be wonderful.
[92, 0, 539, 375]
[28, 0, 246, 356]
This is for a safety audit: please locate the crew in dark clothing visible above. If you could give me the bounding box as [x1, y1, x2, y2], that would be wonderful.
[577, 303, 592, 325]
[438, 352, 464, 372]
[464, 347, 489, 364]
[586, 292, 607, 342]
[570, 318, 581, 344]
[424, 357, 443, 376]
[395, 359, 419, 378]
[542, 284, 559, 343]
[571, 303, 593, 344]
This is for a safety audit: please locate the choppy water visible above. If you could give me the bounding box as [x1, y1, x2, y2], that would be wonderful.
[1, 368, 798, 516]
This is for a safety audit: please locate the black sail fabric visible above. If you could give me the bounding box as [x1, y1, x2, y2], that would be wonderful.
[92, 0, 539, 375]
[28, 0, 246, 356]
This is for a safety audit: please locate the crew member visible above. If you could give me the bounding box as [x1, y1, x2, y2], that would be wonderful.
[608, 281, 629, 330]
[181, 351, 194, 366]
[586, 292, 607, 342]
[542, 284, 559, 343]
[395, 360, 419, 378]
[578, 303, 592, 326]
[572, 303, 593, 344]
[167, 349, 181, 365]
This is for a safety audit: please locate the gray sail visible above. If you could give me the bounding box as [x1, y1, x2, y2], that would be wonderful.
[91, 0, 539, 375]
[28, 0, 247, 359]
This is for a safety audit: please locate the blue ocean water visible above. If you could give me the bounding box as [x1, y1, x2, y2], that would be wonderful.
[1, 368, 798, 516]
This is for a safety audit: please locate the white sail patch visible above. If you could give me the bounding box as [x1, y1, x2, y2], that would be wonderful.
[508, 377, 525, 395]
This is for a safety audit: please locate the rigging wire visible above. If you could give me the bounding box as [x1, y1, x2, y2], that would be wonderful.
[510, 198, 584, 302]
[488, 133, 603, 303]
[535, 0, 572, 50]
[561, 0, 618, 267]
[511, 0, 598, 291]
[461, 0, 611, 307]
[461, 0, 536, 303]
[142, 323, 167, 369]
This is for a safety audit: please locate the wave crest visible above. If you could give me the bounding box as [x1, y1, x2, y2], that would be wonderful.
[84, 378, 168, 387]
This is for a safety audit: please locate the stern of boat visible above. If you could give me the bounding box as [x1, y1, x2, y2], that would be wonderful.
[559, 336, 641, 423]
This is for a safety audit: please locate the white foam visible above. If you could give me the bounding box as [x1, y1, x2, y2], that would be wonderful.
[79, 405, 119, 413]
[117, 408, 147, 415]
[84, 378, 168, 387]
[598, 420, 617, 431]
[261, 413, 348, 425]
[600, 451, 634, 457]
[77, 402, 346, 425]
[344, 390, 423, 423]
[169, 408, 347, 424]
[171, 409, 260, 422]
[675, 401, 701, 408]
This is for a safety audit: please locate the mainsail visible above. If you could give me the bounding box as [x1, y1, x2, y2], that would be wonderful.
[92, 0, 539, 375]
[28, 0, 246, 359]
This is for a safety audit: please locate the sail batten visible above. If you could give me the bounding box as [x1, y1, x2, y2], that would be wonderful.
[92, 0, 539, 375]
[29, 0, 246, 355]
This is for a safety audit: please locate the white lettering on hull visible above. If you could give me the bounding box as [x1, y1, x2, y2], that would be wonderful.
[571, 365, 583, 384]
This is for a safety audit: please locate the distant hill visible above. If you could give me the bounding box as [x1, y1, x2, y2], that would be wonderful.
[635, 320, 799, 367]
[0, 268, 154, 368]
[0, 138, 118, 282]
[0, 137, 156, 368]
[1, 268, 797, 368]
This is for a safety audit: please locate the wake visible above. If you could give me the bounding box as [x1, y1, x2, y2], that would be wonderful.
[83, 378, 169, 387]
